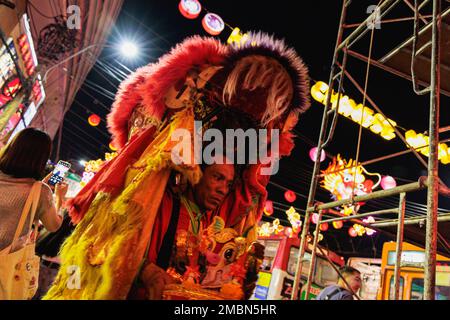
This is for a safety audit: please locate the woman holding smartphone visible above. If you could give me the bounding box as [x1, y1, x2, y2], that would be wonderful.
[0, 128, 67, 299]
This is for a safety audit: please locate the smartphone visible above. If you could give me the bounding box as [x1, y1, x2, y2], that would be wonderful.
[48, 160, 71, 186]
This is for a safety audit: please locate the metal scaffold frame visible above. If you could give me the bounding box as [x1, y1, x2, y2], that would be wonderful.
[291, 0, 446, 300]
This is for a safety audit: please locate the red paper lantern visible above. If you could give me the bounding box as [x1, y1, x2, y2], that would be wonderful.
[178, 0, 202, 19]
[88, 114, 101, 126]
[202, 13, 225, 36]
[263, 200, 274, 216]
[332, 220, 343, 229]
[348, 227, 358, 237]
[109, 142, 118, 151]
[320, 222, 329, 232]
[284, 190, 296, 203]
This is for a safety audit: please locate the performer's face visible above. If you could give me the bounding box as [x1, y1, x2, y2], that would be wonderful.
[194, 163, 235, 211]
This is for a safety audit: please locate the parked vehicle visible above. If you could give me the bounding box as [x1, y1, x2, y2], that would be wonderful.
[377, 241, 450, 300]
[252, 233, 345, 300]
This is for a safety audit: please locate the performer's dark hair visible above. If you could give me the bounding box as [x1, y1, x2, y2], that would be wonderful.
[200, 107, 259, 180]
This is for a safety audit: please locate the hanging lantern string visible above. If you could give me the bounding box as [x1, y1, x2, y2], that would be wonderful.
[268, 181, 308, 200]
[271, 201, 305, 213]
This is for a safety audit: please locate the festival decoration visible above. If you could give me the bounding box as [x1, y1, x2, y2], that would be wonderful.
[362, 216, 377, 236]
[88, 114, 101, 126]
[311, 81, 396, 140]
[309, 147, 326, 162]
[284, 227, 293, 238]
[202, 13, 225, 35]
[321, 154, 381, 215]
[348, 227, 358, 237]
[313, 230, 324, 242]
[311, 81, 450, 165]
[320, 222, 329, 232]
[178, 0, 202, 19]
[109, 141, 118, 151]
[311, 213, 320, 224]
[263, 200, 274, 216]
[284, 190, 296, 203]
[406, 130, 450, 165]
[285, 206, 302, 235]
[227, 27, 249, 46]
[353, 224, 366, 236]
[332, 220, 343, 229]
[104, 152, 118, 161]
[80, 152, 118, 187]
[258, 219, 284, 237]
[380, 175, 397, 190]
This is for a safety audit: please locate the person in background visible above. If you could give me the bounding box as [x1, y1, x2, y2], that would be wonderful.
[0, 128, 67, 288]
[315, 266, 362, 300]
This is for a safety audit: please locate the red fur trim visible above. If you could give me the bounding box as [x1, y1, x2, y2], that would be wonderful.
[108, 36, 227, 148]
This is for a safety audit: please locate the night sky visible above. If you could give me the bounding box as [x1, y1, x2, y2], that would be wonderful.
[59, 1, 450, 258]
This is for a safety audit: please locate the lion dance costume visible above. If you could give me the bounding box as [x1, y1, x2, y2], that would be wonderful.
[44, 32, 310, 299]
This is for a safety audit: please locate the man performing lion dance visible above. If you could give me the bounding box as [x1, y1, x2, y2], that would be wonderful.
[44, 32, 310, 300]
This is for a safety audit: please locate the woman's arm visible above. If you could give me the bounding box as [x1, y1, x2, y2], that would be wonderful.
[39, 182, 67, 232]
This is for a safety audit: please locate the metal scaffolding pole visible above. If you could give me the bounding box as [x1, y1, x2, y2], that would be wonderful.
[307, 181, 425, 213]
[304, 210, 323, 300]
[321, 208, 398, 224]
[424, 0, 441, 300]
[337, 0, 401, 51]
[371, 213, 450, 227]
[289, 0, 444, 301]
[393, 193, 406, 300]
[290, 0, 349, 301]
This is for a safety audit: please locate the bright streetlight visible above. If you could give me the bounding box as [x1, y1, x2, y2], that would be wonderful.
[43, 40, 140, 83]
[119, 41, 139, 58]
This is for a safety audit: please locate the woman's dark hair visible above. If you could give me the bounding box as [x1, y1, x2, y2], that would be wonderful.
[0, 128, 52, 180]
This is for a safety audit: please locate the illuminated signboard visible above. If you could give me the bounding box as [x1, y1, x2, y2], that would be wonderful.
[7, 101, 36, 143]
[387, 250, 425, 267]
[0, 38, 20, 99]
[1, 14, 46, 142]
[18, 14, 38, 74]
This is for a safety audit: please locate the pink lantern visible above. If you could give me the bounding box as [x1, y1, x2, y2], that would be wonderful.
[178, 0, 202, 19]
[202, 13, 225, 36]
[284, 190, 296, 203]
[333, 220, 343, 229]
[381, 175, 397, 190]
[348, 227, 358, 237]
[320, 222, 329, 232]
[264, 200, 274, 216]
[309, 147, 326, 162]
[311, 213, 319, 224]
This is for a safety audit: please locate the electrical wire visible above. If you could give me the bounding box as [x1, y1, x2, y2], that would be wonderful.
[27, 0, 54, 19]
